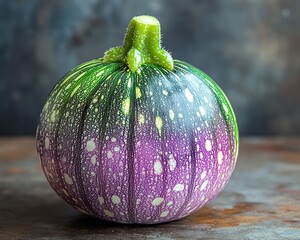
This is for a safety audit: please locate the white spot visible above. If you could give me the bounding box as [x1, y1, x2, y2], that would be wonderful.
[160, 211, 169, 217]
[162, 89, 168, 95]
[184, 89, 194, 102]
[86, 139, 96, 152]
[200, 170, 207, 179]
[222, 103, 229, 114]
[107, 151, 113, 159]
[200, 152, 203, 159]
[62, 156, 67, 163]
[167, 201, 173, 206]
[45, 137, 50, 149]
[111, 137, 116, 142]
[173, 183, 184, 192]
[138, 114, 145, 124]
[169, 110, 175, 120]
[75, 207, 88, 215]
[154, 161, 163, 175]
[200, 180, 209, 191]
[64, 173, 73, 185]
[104, 209, 114, 217]
[96, 70, 104, 77]
[204, 96, 209, 103]
[98, 196, 104, 204]
[218, 151, 224, 165]
[114, 146, 120, 152]
[199, 106, 206, 116]
[91, 155, 97, 165]
[155, 115, 163, 131]
[205, 140, 212, 151]
[135, 87, 142, 98]
[111, 195, 121, 204]
[168, 154, 176, 171]
[152, 197, 164, 206]
[178, 113, 183, 118]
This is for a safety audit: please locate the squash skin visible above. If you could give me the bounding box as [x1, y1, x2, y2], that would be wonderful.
[36, 59, 238, 224]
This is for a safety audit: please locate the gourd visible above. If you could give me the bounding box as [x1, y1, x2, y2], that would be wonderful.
[36, 15, 239, 224]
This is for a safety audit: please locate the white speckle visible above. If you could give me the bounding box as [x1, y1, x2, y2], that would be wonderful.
[204, 96, 209, 103]
[199, 106, 206, 116]
[154, 161, 163, 175]
[200, 170, 207, 179]
[155, 115, 163, 131]
[45, 137, 50, 150]
[205, 140, 212, 151]
[173, 183, 184, 192]
[44, 168, 53, 178]
[160, 211, 169, 217]
[178, 113, 183, 118]
[111, 195, 121, 204]
[139, 114, 145, 124]
[167, 201, 173, 206]
[64, 173, 73, 185]
[200, 152, 203, 159]
[98, 196, 104, 204]
[222, 103, 229, 114]
[200, 180, 209, 191]
[168, 154, 176, 171]
[162, 89, 168, 95]
[218, 151, 224, 165]
[114, 146, 120, 152]
[96, 70, 104, 77]
[111, 137, 116, 142]
[62, 156, 67, 163]
[62, 189, 69, 196]
[91, 155, 97, 165]
[104, 209, 114, 217]
[86, 139, 96, 152]
[184, 89, 194, 102]
[152, 197, 164, 206]
[169, 110, 175, 120]
[107, 151, 113, 159]
[75, 207, 88, 215]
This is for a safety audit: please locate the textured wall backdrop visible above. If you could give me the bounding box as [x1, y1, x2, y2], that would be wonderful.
[0, 0, 300, 135]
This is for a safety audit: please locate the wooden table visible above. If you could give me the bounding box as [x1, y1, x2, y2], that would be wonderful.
[0, 137, 299, 240]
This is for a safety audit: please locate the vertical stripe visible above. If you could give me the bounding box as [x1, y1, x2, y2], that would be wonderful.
[127, 71, 137, 223]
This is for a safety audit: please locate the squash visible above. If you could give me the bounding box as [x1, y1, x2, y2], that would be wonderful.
[36, 15, 238, 224]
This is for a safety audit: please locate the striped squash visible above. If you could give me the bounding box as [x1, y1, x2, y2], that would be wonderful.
[36, 15, 238, 224]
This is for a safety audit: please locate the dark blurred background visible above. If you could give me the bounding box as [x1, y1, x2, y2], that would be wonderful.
[0, 0, 299, 136]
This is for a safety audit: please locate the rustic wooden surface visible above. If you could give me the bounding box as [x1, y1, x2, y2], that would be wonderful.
[0, 137, 299, 240]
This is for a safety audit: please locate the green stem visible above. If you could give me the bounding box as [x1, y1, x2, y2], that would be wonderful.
[103, 15, 174, 72]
